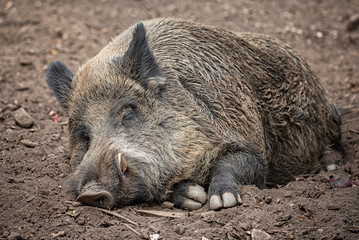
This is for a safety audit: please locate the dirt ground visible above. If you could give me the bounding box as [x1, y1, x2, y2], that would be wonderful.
[1, 0, 359, 239]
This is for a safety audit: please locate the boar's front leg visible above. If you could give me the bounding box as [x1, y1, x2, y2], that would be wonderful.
[209, 149, 266, 210]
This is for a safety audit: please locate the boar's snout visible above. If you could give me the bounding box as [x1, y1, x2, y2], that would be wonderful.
[77, 181, 114, 209]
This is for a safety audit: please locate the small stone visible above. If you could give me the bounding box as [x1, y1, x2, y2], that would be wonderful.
[3, 103, 18, 112]
[13, 108, 34, 128]
[2, 231, 9, 238]
[316, 31, 323, 38]
[150, 233, 160, 240]
[327, 205, 340, 210]
[277, 214, 292, 222]
[77, 217, 86, 225]
[7, 177, 24, 183]
[328, 177, 352, 188]
[149, 225, 160, 233]
[347, 14, 359, 31]
[20, 139, 39, 148]
[349, 32, 359, 44]
[7, 231, 23, 240]
[284, 193, 292, 198]
[174, 225, 185, 235]
[239, 222, 251, 231]
[161, 201, 174, 209]
[50, 231, 65, 238]
[326, 164, 336, 171]
[251, 229, 272, 240]
[265, 196, 272, 204]
[19, 59, 33, 66]
[26, 196, 35, 202]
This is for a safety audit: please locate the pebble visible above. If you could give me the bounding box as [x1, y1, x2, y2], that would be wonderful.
[7, 177, 24, 183]
[7, 231, 23, 240]
[150, 233, 160, 240]
[76, 217, 86, 226]
[284, 192, 292, 198]
[2, 103, 18, 112]
[239, 222, 251, 231]
[347, 14, 359, 32]
[13, 108, 34, 128]
[26, 195, 35, 202]
[20, 139, 39, 148]
[265, 196, 272, 204]
[327, 205, 340, 210]
[174, 225, 186, 235]
[277, 214, 292, 222]
[349, 32, 359, 44]
[326, 164, 336, 171]
[251, 229, 272, 240]
[161, 201, 174, 209]
[19, 59, 33, 66]
[50, 231, 65, 238]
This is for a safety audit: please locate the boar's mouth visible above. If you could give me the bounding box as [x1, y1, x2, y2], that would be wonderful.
[77, 181, 115, 209]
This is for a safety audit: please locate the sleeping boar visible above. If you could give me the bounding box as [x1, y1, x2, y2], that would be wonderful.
[46, 18, 342, 210]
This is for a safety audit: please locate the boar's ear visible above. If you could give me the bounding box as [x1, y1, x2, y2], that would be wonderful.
[120, 22, 163, 89]
[46, 61, 74, 109]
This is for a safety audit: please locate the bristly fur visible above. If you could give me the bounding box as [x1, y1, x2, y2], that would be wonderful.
[46, 18, 342, 208]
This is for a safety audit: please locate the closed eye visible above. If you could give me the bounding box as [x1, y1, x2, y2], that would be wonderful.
[122, 111, 135, 124]
[120, 106, 137, 126]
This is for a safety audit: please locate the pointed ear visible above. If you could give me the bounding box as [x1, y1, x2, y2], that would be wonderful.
[119, 22, 162, 88]
[46, 61, 73, 109]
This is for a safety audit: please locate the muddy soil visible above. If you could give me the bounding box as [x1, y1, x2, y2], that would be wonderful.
[0, 0, 358, 239]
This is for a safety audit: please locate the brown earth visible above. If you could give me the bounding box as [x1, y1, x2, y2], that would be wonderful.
[1, 0, 359, 239]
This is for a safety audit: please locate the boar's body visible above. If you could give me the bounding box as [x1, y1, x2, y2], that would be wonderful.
[46, 18, 342, 210]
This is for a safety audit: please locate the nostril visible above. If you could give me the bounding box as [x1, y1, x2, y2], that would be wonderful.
[77, 190, 114, 209]
[95, 196, 104, 205]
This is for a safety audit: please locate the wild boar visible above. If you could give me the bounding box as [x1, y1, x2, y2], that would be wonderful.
[46, 18, 342, 210]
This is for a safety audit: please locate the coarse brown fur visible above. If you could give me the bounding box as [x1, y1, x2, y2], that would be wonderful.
[46, 18, 342, 209]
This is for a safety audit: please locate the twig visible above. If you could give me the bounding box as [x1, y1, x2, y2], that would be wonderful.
[63, 201, 138, 226]
[349, 129, 359, 134]
[96, 208, 138, 226]
[136, 209, 185, 219]
[123, 223, 150, 240]
[64, 200, 82, 207]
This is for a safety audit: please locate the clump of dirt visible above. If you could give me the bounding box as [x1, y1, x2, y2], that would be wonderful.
[0, 0, 358, 239]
